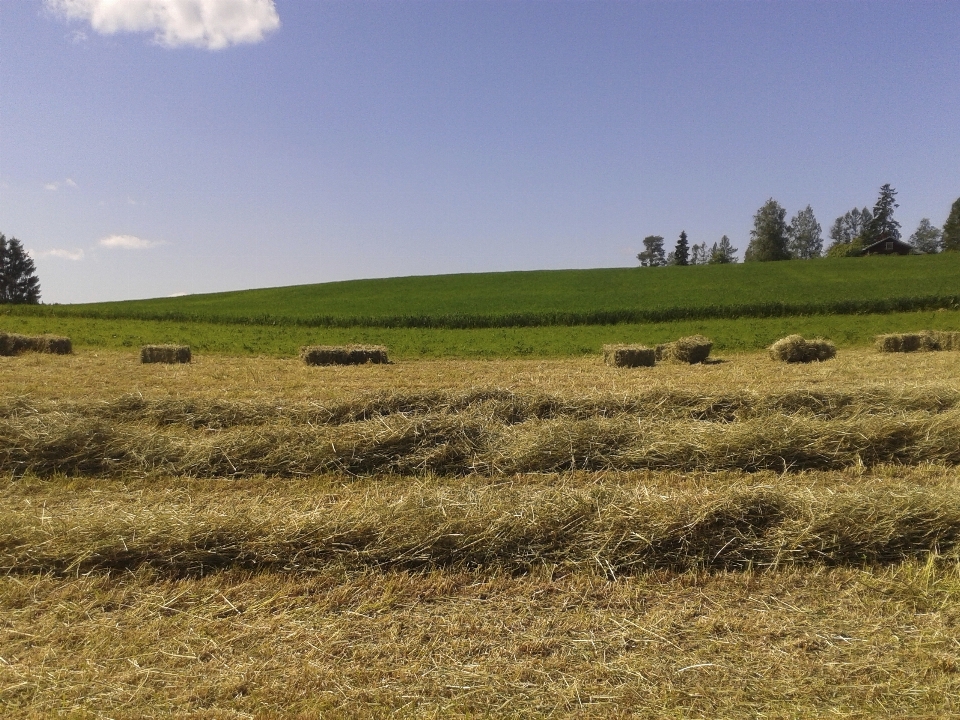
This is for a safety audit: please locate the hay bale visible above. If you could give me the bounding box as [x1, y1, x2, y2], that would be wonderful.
[0, 332, 72, 356]
[141, 345, 191, 364]
[769, 335, 836, 363]
[301, 345, 389, 366]
[934, 331, 960, 351]
[876, 331, 942, 353]
[655, 335, 713, 364]
[603, 344, 656, 368]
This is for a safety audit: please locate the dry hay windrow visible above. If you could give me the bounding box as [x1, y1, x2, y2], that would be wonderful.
[2, 475, 958, 577]
[301, 344, 389, 365]
[769, 335, 837, 363]
[876, 330, 960, 353]
[655, 335, 713, 364]
[0, 332, 72, 356]
[3, 399, 960, 477]
[602, 344, 656, 367]
[140, 344, 191, 364]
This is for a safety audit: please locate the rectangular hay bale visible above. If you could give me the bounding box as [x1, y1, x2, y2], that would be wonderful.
[769, 335, 836, 363]
[603, 344, 656, 368]
[301, 345, 389, 366]
[655, 335, 713, 364]
[0, 332, 72, 356]
[875, 331, 954, 353]
[141, 345, 191, 364]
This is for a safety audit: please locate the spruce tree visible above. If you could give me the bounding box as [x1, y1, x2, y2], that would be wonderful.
[744, 199, 790, 262]
[864, 184, 901, 244]
[708, 235, 738, 264]
[674, 231, 689, 266]
[943, 197, 960, 252]
[0, 234, 41, 304]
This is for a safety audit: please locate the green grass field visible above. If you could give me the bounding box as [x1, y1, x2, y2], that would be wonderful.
[9, 253, 960, 328]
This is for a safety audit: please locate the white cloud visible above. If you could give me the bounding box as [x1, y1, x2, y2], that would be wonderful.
[66, 178, 78, 187]
[45, 182, 60, 191]
[46, 0, 280, 50]
[99, 234, 162, 249]
[38, 248, 86, 261]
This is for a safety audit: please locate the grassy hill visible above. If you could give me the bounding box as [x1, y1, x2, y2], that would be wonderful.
[13, 253, 960, 328]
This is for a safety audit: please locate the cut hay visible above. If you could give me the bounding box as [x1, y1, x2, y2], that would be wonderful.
[769, 335, 837, 363]
[655, 335, 713, 364]
[603, 344, 656, 368]
[0, 332, 72, 356]
[875, 331, 960, 353]
[301, 345, 389, 366]
[140, 345, 191, 364]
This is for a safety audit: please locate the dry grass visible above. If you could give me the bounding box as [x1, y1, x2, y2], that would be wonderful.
[602, 344, 656, 367]
[301, 344, 389, 366]
[0, 332, 71, 356]
[141, 344, 191, 364]
[769, 334, 837, 363]
[2, 349, 960, 717]
[876, 330, 960, 353]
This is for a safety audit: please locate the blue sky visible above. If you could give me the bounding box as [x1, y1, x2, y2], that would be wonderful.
[2, 0, 958, 304]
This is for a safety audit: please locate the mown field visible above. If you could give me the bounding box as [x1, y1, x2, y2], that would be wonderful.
[9, 253, 960, 328]
[2, 347, 959, 717]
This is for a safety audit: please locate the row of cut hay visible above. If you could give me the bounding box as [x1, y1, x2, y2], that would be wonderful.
[769, 335, 837, 363]
[0, 332, 71, 356]
[604, 335, 713, 367]
[8, 384, 960, 429]
[140, 344, 191, 364]
[3, 480, 957, 576]
[301, 344, 389, 365]
[4, 408, 960, 477]
[876, 330, 960, 353]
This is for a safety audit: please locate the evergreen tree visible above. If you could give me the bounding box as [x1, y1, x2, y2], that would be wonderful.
[0, 234, 41, 304]
[708, 235, 738, 264]
[863, 183, 901, 244]
[943, 197, 960, 252]
[909, 218, 942, 254]
[673, 231, 690, 266]
[826, 206, 873, 257]
[637, 235, 666, 266]
[787, 205, 823, 259]
[744, 199, 790, 262]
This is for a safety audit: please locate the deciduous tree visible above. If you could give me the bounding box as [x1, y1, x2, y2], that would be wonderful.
[909, 218, 942, 254]
[787, 205, 823, 259]
[637, 235, 666, 266]
[744, 199, 790, 262]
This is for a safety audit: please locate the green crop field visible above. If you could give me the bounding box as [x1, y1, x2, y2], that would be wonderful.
[8, 253, 960, 329]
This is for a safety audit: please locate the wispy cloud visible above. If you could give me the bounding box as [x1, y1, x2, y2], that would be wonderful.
[45, 0, 280, 50]
[66, 178, 78, 187]
[45, 182, 60, 191]
[98, 234, 162, 250]
[44, 178, 78, 191]
[38, 248, 86, 261]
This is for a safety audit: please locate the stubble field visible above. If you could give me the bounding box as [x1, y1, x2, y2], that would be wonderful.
[2, 348, 959, 717]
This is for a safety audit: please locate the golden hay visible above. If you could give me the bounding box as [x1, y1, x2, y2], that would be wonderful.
[655, 335, 713, 364]
[0, 332, 71, 356]
[602, 344, 656, 368]
[769, 335, 837, 363]
[301, 344, 389, 366]
[140, 345, 191, 364]
[875, 330, 960, 353]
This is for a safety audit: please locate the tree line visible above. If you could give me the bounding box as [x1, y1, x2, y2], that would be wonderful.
[639, 185, 960, 266]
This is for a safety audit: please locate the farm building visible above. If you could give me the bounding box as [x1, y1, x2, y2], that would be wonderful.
[860, 236, 916, 256]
